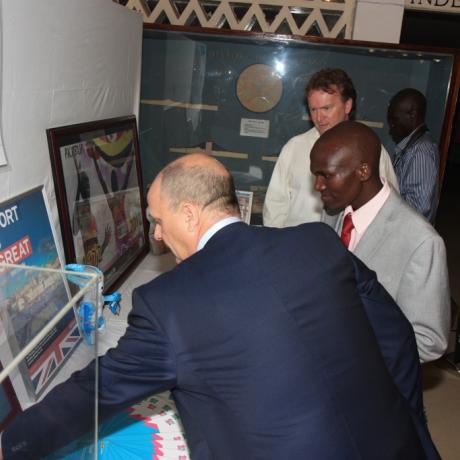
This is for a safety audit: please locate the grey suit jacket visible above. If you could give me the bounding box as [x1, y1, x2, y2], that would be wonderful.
[322, 189, 450, 363]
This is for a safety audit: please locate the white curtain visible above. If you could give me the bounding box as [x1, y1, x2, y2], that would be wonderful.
[0, 1, 7, 166]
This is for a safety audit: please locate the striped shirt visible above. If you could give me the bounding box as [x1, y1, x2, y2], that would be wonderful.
[392, 125, 439, 224]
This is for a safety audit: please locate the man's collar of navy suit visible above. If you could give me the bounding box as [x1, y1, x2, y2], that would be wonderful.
[196, 216, 242, 251]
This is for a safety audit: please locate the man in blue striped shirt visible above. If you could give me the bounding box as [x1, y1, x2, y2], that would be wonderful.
[387, 88, 439, 224]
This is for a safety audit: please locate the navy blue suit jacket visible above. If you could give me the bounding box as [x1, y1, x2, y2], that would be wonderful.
[3, 222, 430, 459]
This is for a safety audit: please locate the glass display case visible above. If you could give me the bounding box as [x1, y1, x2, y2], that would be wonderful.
[0, 263, 192, 459]
[0, 263, 101, 459]
[139, 26, 457, 224]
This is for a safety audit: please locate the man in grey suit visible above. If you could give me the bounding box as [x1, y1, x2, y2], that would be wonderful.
[310, 120, 450, 363]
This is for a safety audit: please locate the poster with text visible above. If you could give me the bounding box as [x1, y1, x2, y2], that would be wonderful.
[0, 187, 81, 402]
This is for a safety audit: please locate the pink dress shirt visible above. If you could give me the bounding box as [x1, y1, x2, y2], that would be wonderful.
[342, 180, 391, 252]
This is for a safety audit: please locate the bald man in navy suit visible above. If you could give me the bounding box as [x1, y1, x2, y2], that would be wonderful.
[2, 154, 435, 459]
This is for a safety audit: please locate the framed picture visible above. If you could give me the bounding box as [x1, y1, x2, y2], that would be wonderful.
[47, 116, 149, 292]
[235, 190, 253, 225]
[0, 186, 81, 402]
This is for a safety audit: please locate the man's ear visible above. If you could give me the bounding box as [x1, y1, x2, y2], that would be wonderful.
[180, 202, 200, 232]
[357, 162, 371, 181]
[408, 108, 419, 125]
[344, 98, 353, 117]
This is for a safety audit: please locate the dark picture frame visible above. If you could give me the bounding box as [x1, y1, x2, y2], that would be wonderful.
[0, 372, 21, 431]
[47, 116, 149, 293]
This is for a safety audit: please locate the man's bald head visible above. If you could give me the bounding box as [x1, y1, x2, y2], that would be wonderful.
[316, 120, 382, 175]
[387, 88, 427, 143]
[147, 153, 240, 263]
[153, 153, 239, 215]
[310, 121, 383, 212]
[390, 88, 426, 119]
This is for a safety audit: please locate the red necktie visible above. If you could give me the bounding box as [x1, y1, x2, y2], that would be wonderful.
[340, 213, 354, 248]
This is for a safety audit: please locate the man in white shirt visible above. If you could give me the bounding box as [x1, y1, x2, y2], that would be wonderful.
[310, 120, 450, 363]
[263, 68, 398, 227]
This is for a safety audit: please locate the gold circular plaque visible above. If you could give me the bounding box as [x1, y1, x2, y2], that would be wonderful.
[236, 64, 283, 113]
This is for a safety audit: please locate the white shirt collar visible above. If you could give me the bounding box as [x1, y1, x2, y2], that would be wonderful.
[197, 216, 242, 251]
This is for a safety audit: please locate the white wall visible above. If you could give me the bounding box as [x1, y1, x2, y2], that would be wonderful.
[353, 0, 405, 44]
[0, 0, 143, 246]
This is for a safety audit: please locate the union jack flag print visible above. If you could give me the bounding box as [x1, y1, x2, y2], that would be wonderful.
[29, 318, 82, 395]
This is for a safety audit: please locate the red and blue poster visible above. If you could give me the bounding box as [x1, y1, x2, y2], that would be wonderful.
[0, 186, 81, 400]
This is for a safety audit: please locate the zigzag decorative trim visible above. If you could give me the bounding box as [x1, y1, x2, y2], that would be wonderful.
[117, 0, 356, 39]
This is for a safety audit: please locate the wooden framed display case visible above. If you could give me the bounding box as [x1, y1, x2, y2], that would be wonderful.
[139, 25, 459, 224]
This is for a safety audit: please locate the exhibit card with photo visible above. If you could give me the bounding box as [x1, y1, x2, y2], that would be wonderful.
[236, 190, 253, 225]
[0, 186, 81, 406]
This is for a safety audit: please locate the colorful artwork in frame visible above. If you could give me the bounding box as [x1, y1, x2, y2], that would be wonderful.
[47, 116, 149, 292]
